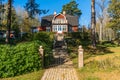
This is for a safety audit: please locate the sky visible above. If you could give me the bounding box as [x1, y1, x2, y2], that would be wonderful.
[3, 0, 91, 27]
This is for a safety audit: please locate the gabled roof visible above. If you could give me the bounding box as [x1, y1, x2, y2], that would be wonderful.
[66, 14, 79, 26]
[41, 14, 79, 27]
[41, 15, 54, 27]
[54, 14, 65, 19]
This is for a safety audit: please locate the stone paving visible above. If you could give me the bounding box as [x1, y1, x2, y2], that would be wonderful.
[41, 55, 78, 80]
[41, 34, 78, 80]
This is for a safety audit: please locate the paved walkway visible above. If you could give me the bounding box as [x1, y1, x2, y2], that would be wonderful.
[41, 53, 78, 80]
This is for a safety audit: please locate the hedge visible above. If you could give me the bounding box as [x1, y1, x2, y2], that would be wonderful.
[0, 40, 52, 78]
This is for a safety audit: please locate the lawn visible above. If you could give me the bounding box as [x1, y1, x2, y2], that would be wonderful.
[0, 70, 44, 80]
[71, 47, 120, 80]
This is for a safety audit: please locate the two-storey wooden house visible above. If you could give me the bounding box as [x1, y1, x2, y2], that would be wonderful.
[41, 11, 79, 33]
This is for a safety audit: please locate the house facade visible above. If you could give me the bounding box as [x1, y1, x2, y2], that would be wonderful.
[41, 11, 79, 33]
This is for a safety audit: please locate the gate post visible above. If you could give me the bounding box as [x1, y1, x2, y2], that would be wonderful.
[78, 45, 84, 68]
[39, 46, 44, 68]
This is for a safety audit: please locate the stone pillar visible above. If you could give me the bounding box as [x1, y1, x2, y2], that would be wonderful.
[39, 46, 44, 68]
[78, 45, 84, 68]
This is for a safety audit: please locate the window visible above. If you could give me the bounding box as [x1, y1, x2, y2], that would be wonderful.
[58, 25, 60, 31]
[61, 19, 65, 23]
[54, 19, 66, 24]
[55, 26, 57, 31]
[52, 26, 54, 32]
[53, 25, 56, 32]
[52, 25, 58, 32]
[58, 19, 61, 23]
[46, 27, 50, 32]
[63, 25, 67, 32]
[52, 25, 67, 32]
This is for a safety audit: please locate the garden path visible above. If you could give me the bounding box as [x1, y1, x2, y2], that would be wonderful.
[41, 50, 78, 80]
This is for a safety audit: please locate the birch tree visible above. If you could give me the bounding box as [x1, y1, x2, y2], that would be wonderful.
[96, 0, 108, 41]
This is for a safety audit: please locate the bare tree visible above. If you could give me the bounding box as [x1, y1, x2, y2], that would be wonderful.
[96, 0, 108, 41]
[91, 0, 96, 47]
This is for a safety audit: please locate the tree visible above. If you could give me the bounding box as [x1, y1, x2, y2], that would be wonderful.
[91, 0, 96, 47]
[108, 0, 120, 31]
[16, 7, 40, 33]
[0, 0, 4, 30]
[96, 0, 108, 41]
[6, 0, 12, 44]
[62, 0, 82, 17]
[24, 0, 40, 19]
[24, 0, 49, 19]
[11, 7, 20, 36]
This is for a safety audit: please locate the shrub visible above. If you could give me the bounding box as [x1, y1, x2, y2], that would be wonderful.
[33, 32, 54, 45]
[70, 53, 77, 58]
[0, 38, 5, 44]
[0, 40, 52, 78]
[70, 32, 90, 40]
[101, 41, 117, 47]
[21, 32, 32, 41]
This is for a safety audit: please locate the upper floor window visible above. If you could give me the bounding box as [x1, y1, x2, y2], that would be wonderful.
[54, 19, 66, 24]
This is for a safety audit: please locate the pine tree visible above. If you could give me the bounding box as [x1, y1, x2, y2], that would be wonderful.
[108, 0, 120, 32]
[24, 0, 40, 19]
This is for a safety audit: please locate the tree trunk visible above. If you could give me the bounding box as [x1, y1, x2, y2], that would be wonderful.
[91, 0, 96, 47]
[6, 0, 11, 44]
[0, 1, 3, 30]
[99, 20, 103, 41]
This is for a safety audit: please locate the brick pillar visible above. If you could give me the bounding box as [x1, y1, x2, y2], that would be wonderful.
[39, 46, 44, 68]
[78, 45, 84, 68]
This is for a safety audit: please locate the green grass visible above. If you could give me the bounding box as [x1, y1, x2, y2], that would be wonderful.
[0, 70, 44, 80]
[71, 46, 120, 80]
[84, 76, 100, 80]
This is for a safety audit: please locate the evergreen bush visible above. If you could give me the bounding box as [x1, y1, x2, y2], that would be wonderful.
[0, 40, 52, 78]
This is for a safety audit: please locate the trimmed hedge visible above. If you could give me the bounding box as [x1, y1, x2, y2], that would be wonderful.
[0, 40, 52, 78]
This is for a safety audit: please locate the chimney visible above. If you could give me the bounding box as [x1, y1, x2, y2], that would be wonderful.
[63, 11, 66, 15]
[54, 11, 57, 16]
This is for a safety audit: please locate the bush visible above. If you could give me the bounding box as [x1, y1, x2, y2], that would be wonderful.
[0, 40, 52, 78]
[21, 32, 32, 41]
[71, 32, 82, 39]
[0, 38, 5, 44]
[101, 41, 117, 47]
[70, 53, 77, 58]
[33, 32, 54, 45]
[70, 32, 90, 40]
